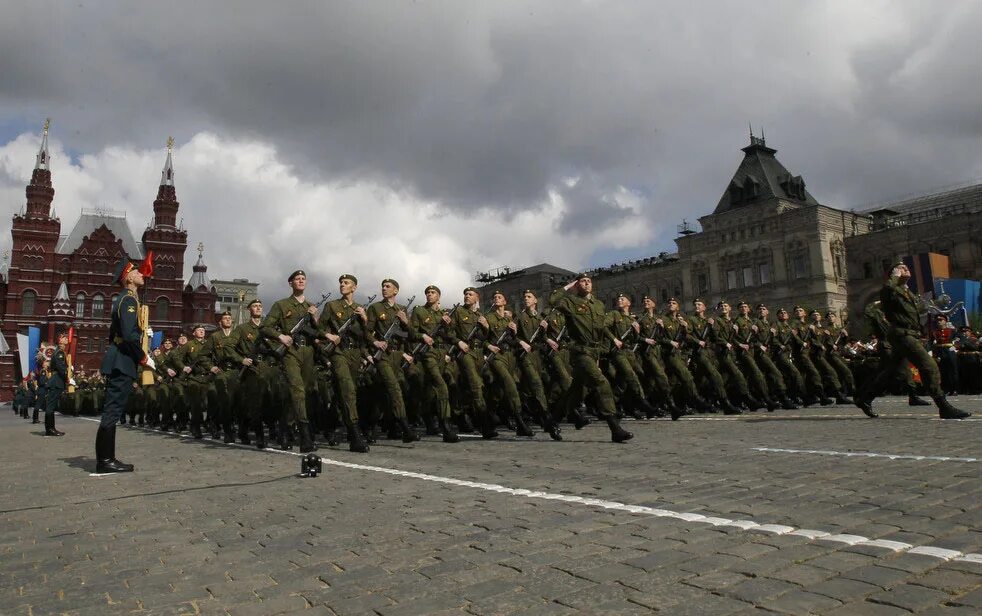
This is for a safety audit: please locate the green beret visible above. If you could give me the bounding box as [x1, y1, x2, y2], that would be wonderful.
[339, 273, 358, 284]
[382, 278, 399, 289]
[247, 299, 262, 307]
[425, 284, 441, 294]
[288, 269, 306, 282]
[463, 287, 478, 294]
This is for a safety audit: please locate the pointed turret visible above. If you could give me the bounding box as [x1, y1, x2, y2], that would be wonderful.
[186, 242, 212, 291]
[152, 137, 180, 228]
[25, 118, 55, 218]
[47, 281, 74, 319]
[713, 134, 818, 214]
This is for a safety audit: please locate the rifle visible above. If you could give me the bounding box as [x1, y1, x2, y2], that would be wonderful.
[270, 293, 332, 359]
[449, 307, 483, 361]
[237, 333, 274, 379]
[321, 294, 377, 355]
[481, 316, 515, 371]
[516, 309, 549, 358]
[403, 302, 459, 369]
[363, 295, 417, 369]
[546, 325, 566, 357]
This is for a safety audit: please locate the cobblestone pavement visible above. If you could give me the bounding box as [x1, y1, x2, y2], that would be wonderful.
[2, 397, 979, 615]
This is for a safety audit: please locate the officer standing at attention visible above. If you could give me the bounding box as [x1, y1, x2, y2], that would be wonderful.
[96, 258, 155, 473]
[44, 331, 70, 436]
[856, 262, 970, 419]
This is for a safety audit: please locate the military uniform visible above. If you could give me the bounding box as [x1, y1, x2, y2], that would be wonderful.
[44, 344, 68, 435]
[408, 301, 457, 441]
[685, 312, 729, 410]
[318, 296, 373, 449]
[447, 303, 495, 437]
[772, 317, 808, 403]
[365, 296, 418, 442]
[483, 306, 532, 436]
[203, 326, 238, 441]
[227, 317, 274, 447]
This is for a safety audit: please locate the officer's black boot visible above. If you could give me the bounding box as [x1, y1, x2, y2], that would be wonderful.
[32, 408, 39, 424]
[456, 412, 475, 434]
[237, 420, 251, 445]
[835, 391, 854, 405]
[480, 413, 499, 439]
[440, 418, 460, 443]
[399, 417, 420, 443]
[635, 395, 665, 419]
[720, 398, 742, 415]
[298, 422, 318, 453]
[765, 397, 778, 412]
[606, 416, 634, 443]
[935, 396, 971, 419]
[96, 426, 134, 473]
[908, 394, 931, 406]
[278, 420, 293, 450]
[348, 425, 370, 453]
[744, 396, 765, 412]
[223, 419, 235, 444]
[44, 412, 64, 436]
[854, 394, 878, 418]
[423, 414, 441, 436]
[781, 396, 799, 410]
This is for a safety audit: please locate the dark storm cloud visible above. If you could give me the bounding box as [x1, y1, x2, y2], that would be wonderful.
[1, 0, 981, 247]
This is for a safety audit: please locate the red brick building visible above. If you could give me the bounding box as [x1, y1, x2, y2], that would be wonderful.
[0, 124, 218, 400]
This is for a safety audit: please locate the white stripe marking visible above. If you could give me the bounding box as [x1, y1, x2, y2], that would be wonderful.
[753, 447, 978, 462]
[71, 417, 982, 564]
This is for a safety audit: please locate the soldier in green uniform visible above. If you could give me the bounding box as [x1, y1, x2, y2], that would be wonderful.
[44, 331, 70, 436]
[260, 269, 321, 452]
[863, 300, 929, 406]
[808, 309, 851, 404]
[635, 296, 679, 416]
[541, 307, 576, 423]
[175, 325, 213, 439]
[549, 274, 633, 442]
[685, 299, 737, 414]
[856, 262, 970, 419]
[823, 311, 857, 397]
[483, 290, 534, 437]
[204, 310, 238, 443]
[406, 284, 459, 443]
[791, 306, 832, 405]
[513, 290, 562, 439]
[228, 299, 275, 448]
[771, 308, 811, 405]
[318, 274, 372, 452]
[750, 304, 797, 409]
[365, 279, 419, 443]
[447, 287, 497, 438]
[733, 301, 777, 411]
[714, 301, 762, 410]
[95, 258, 153, 473]
[605, 294, 661, 419]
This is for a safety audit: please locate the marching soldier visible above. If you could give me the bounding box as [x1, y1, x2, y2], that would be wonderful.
[228, 299, 274, 448]
[856, 262, 969, 419]
[44, 331, 70, 436]
[406, 284, 459, 443]
[549, 274, 633, 442]
[483, 290, 535, 437]
[447, 287, 497, 438]
[823, 311, 857, 397]
[635, 296, 679, 416]
[606, 294, 661, 419]
[714, 301, 763, 410]
[807, 309, 851, 404]
[513, 290, 563, 439]
[317, 274, 372, 452]
[684, 299, 736, 414]
[750, 304, 797, 409]
[260, 269, 321, 452]
[734, 301, 777, 410]
[365, 279, 419, 443]
[772, 308, 812, 405]
[204, 310, 238, 443]
[791, 306, 832, 405]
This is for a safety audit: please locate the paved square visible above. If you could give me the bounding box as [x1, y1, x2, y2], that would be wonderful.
[2, 398, 979, 615]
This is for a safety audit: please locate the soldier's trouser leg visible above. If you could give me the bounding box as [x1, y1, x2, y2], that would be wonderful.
[488, 354, 522, 418]
[640, 350, 673, 402]
[45, 385, 63, 431]
[812, 353, 841, 393]
[610, 353, 646, 402]
[375, 352, 408, 421]
[795, 352, 824, 398]
[773, 352, 805, 398]
[566, 352, 617, 418]
[861, 333, 943, 401]
[689, 349, 726, 401]
[755, 351, 787, 397]
[828, 354, 855, 393]
[663, 350, 701, 402]
[421, 353, 452, 421]
[737, 351, 771, 399]
[518, 353, 550, 418]
[282, 346, 314, 426]
[718, 353, 751, 399]
[330, 350, 361, 427]
[99, 372, 134, 428]
[456, 352, 488, 417]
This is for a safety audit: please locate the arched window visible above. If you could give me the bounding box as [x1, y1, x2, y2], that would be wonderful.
[21, 290, 37, 315]
[92, 294, 105, 319]
[155, 297, 169, 321]
[76, 293, 86, 318]
[194, 307, 205, 323]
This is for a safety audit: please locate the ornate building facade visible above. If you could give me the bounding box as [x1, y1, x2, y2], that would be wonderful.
[0, 124, 219, 399]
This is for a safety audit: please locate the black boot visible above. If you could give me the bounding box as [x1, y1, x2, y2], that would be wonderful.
[298, 422, 318, 453]
[440, 418, 460, 443]
[765, 398, 778, 412]
[935, 396, 971, 419]
[190, 421, 203, 440]
[835, 392, 854, 405]
[780, 396, 799, 410]
[480, 414, 499, 439]
[720, 398, 743, 415]
[744, 396, 764, 412]
[606, 416, 634, 443]
[456, 413, 475, 434]
[348, 425, 370, 453]
[423, 414, 441, 436]
[855, 395, 878, 418]
[908, 394, 931, 406]
[399, 417, 420, 443]
[514, 413, 535, 437]
[96, 426, 134, 473]
[636, 396, 665, 419]
[32, 408, 39, 424]
[571, 408, 591, 429]
[237, 421, 251, 445]
[278, 421, 294, 450]
[44, 413, 65, 436]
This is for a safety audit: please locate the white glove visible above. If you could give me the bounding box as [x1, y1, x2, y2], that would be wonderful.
[69, 378, 76, 386]
[146, 327, 154, 339]
[143, 355, 156, 371]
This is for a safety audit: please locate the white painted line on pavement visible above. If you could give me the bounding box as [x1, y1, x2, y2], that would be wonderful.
[752, 447, 978, 462]
[72, 416, 982, 566]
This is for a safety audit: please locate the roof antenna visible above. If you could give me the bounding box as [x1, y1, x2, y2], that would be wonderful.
[749, 122, 754, 140]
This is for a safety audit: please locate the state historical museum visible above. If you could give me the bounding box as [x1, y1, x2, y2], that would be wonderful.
[0, 123, 218, 401]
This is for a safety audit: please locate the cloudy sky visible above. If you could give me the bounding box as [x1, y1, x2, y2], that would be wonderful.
[2, 1, 981, 303]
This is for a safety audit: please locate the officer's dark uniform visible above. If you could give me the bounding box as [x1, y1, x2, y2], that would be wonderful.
[45, 342, 68, 436]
